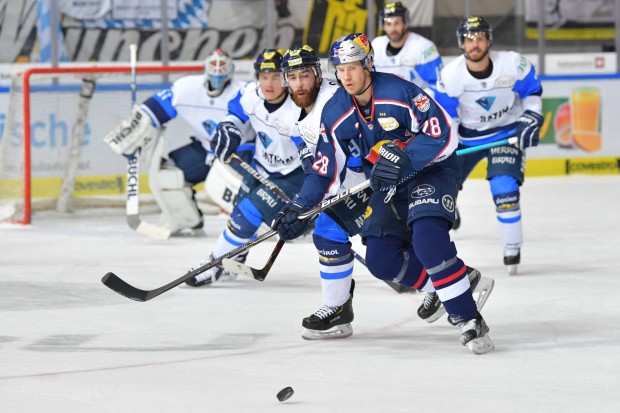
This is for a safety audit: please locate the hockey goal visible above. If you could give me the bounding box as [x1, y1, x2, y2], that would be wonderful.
[0, 64, 203, 224]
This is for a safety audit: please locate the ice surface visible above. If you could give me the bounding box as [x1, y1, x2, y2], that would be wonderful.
[1, 175, 619, 412]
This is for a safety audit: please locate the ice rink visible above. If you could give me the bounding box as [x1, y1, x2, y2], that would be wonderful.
[1, 175, 619, 413]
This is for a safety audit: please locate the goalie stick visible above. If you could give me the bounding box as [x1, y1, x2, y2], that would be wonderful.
[124, 43, 171, 240]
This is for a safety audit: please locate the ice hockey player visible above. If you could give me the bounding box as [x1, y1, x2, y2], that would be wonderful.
[273, 33, 495, 354]
[104, 49, 249, 235]
[432, 16, 544, 275]
[274, 45, 370, 340]
[184, 49, 305, 287]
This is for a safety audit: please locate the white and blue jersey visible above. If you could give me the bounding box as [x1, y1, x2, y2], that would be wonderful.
[296, 72, 457, 208]
[433, 50, 543, 146]
[222, 81, 302, 178]
[140, 75, 246, 151]
[371, 32, 442, 90]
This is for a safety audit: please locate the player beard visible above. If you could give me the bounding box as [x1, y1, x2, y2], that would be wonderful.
[387, 29, 407, 44]
[465, 47, 490, 63]
[291, 86, 320, 109]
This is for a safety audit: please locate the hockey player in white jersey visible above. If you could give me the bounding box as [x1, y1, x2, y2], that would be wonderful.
[273, 45, 370, 339]
[371, 2, 442, 91]
[433, 16, 544, 275]
[104, 49, 249, 235]
[185, 49, 305, 287]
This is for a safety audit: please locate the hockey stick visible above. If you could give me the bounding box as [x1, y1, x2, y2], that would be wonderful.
[125, 43, 171, 240]
[102, 137, 518, 301]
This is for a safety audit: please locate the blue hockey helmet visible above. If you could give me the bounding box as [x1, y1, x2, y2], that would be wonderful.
[281, 45, 322, 85]
[379, 2, 410, 28]
[328, 33, 374, 73]
[456, 16, 493, 48]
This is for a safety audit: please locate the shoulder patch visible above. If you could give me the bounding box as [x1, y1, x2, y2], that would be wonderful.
[413, 94, 430, 112]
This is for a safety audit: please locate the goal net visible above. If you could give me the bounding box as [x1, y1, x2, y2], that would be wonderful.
[0, 65, 202, 224]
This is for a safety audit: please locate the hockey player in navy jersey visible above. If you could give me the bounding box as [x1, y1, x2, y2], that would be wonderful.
[272, 33, 495, 354]
[105, 49, 248, 235]
[275, 45, 370, 339]
[185, 49, 305, 287]
[432, 17, 544, 275]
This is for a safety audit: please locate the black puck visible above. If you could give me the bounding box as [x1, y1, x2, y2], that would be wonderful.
[276, 386, 294, 402]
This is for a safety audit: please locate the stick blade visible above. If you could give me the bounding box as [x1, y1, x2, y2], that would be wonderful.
[222, 258, 266, 281]
[127, 215, 172, 240]
[101, 272, 149, 302]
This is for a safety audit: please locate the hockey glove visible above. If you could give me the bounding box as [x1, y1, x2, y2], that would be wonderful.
[370, 142, 410, 191]
[516, 110, 544, 149]
[211, 122, 242, 160]
[272, 201, 313, 241]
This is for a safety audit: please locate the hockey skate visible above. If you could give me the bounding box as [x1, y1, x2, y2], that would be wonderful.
[301, 279, 355, 340]
[504, 249, 520, 275]
[184, 251, 248, 287]
[458, 312, 495, 354]
[417, 266, 495, 325]
[417, 291, 446, 323]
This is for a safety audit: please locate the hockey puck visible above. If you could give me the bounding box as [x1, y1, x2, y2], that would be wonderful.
[276, 386, 294, 402]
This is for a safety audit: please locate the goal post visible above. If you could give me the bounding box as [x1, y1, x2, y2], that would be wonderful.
[0, 64, 203, 224]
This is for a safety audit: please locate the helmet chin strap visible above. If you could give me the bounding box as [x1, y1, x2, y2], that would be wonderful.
[353, 71, 373, 97]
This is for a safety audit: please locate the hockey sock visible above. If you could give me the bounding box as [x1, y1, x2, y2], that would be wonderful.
[491, 175, 523, 253]
[313, 233, 354, 307]
[412, 217, 477, 321]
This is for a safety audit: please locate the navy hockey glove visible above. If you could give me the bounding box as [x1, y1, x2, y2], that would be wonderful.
[211, 122, 242, 160]
[272, 201, 313, 241]
[370, 142, 410, 191]
[516, 110, 544, 149]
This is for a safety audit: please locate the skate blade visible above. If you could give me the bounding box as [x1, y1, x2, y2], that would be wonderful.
[507, 265, 518, 275]
[467, 334, 495, 355]
[423, 307, 447, 324]
[473, 277, 494, 311]
[301, 324, 353, 340]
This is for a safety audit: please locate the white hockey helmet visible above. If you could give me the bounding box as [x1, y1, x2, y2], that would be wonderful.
[204, 49, 234, 96]
[327, 33, 374, 74]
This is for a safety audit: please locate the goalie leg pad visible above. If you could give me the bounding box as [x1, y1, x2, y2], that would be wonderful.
[150, 165, 202, 233]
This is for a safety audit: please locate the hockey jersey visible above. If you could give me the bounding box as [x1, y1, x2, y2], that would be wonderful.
[223, 81, 302, 178]
[433, 50, 543, 146]
[141, 75, 247, 151]
[371, 32, 442, 90]
[296, 72, 457, 208]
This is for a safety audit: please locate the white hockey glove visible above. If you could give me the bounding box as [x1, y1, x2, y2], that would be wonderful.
[104, 105, 159, 158]
[211, 122, 242, 161]
[516, 110, 544, 149]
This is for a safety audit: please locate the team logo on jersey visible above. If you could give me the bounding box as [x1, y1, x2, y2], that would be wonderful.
[410, 184, 435, 198]
[442, 195, 455, 212]
[475, 96, 496, 111]
[258, 131, 273, 148]
[378, 117, 399, 131]
[367, 123, 374, 130]
[413, 94, 430, 112]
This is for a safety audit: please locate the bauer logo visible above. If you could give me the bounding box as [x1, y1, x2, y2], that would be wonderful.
[410, 184, 435, 198]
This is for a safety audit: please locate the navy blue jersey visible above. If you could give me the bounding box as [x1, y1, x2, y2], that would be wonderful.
[296, 72, 458, 208]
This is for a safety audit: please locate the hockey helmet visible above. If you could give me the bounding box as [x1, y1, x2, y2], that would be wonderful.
[281, 45, 322, 85]
[253, 48, 285, 76]
[456, 16, 493, 48]
[328, 33, 374, 73]
[204, 49, 234, 95]
[379, 2, 410, 28]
